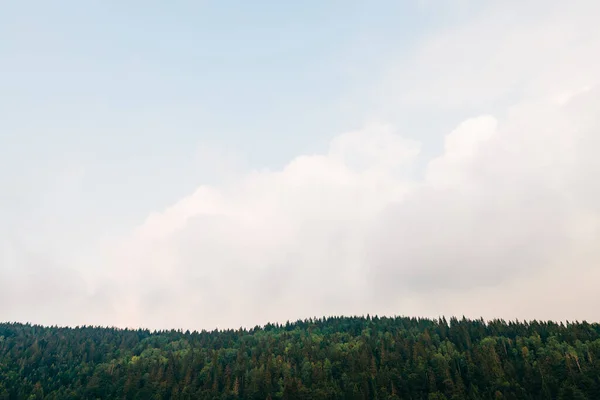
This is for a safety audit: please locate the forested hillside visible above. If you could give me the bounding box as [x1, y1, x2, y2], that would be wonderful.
[1, 316, 600, 399]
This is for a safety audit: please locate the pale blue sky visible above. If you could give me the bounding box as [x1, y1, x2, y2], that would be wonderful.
[5, 0, 597, 329]
[1, 1, 474, 246]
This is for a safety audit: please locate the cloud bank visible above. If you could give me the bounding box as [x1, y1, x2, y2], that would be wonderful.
[94, 84, 598, 330]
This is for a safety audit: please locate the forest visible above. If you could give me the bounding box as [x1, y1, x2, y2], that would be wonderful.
[1, 316, 599, 399]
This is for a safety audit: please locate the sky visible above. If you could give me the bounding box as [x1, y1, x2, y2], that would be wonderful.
[1, 0, 599, 330]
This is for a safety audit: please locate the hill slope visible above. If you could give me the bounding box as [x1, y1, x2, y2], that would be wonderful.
[1, 316, 600, 399]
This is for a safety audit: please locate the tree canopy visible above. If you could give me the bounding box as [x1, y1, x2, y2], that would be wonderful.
[1, 316, 600, 399]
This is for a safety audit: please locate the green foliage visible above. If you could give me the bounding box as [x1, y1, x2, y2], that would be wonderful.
[1, 316, 599, 399]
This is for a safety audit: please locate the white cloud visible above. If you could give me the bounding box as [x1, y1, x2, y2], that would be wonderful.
[95, 81, 600, 330]
[368, 88, 598, 300]
[103, 124, 420, 329]
[425, 115, 497, 187]
[378, 0, 600, 112]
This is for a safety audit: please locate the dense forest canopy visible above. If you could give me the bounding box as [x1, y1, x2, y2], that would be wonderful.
[1, 316, 600, 399]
